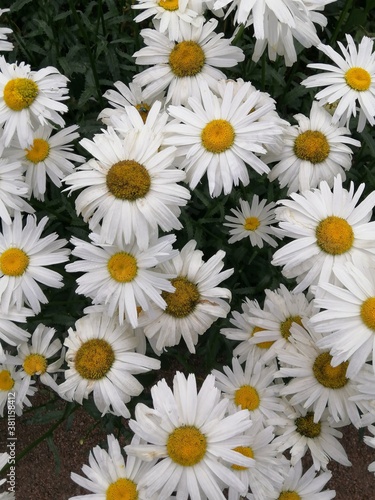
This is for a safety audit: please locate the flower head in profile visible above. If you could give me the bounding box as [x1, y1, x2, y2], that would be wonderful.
[302, 34, 375, 132]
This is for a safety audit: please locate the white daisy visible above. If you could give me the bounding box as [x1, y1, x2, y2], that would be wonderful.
[364, 425, 375, 476]
[0, 359, 36, 417]
[224, 196, 279, 247]
[0, 158, 34, 224]
[267, 101, 360, 195]
[0, 306, 32, 348]
[312, 263, 375, 377]
[70, 434, 158, 499]
[140, 239, 233, 354]
[63, 126, 190, 250]
[302, 34, 375, 132]
[0, 56, 69, 147]
[125, 372, 254, 499]
[0, 9, 13, 52]
[272, 175, 375, 293]
[277, 322, 368, 427]
[212, 354, 285, 426]
[0, 212, 70, 314]
[164, 81, 283, 197]
[66, 232, 177, 328]
[133, 18, 244, 105]
[5, 124, 85, 201]
[59, 313, 161, 418]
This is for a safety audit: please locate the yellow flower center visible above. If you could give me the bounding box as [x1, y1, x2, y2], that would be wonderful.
[169, 41, 205, 78]
[294, 130, 330, 164]
[167, 426, 207, 466]
[106, 478, 138, 500]
[158, 0, 179, 11]
[0, 248, 30, 277]
[108, 253, 138, 283]
[23, 353, 48, 376]
[162, 276, 200, 318]
[251, 326, 274, 349]
[244, 216, 260, 231]
[280, 315, 303, 340]
[234, 385, 260, 411]
[135, 102, 151, 123]
[315, 216, 354, 255]
[345, 67, 371, 91]
[25, 138, 50, 163]
[295, 412, 321, 438]
[0, 370, 14, 391]
[312, 352, 348, 389]
[231, 446, 254, 471]
[3, 77, 39, 111]
[278, 492, 301, 500]
[75, 338, 115, 380]
[201, 119, 235, 154]
[106, 160, 151, 200]
[360, 297, 375, 330]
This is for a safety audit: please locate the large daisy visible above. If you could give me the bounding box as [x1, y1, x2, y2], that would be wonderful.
[132, 18, 244, 105]
[0, 212, 70, 314]
[0, 56, 69, 147]
[58, 313, 161, 418]
[63, 126, 190, 250]
[272, 175, 375, 293]
[164, 81, 283, 197]
[302, 34, 375, 132]
[125, 372, 254, 499]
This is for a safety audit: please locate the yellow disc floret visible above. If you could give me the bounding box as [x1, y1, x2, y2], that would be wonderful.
[231, 446, 254, 471]
[158, 0, 179, 11]
[106, 478, 138, 500]
[162, 276, 200, 318]
[295, 412, 321, 438]
[25, 138, 50, 163]
[234, 385, 260, 411]
[0, 370, 14, 391]
[169, 41, 205, 77]
[360, 297, 375, 330]
[3, 78, 39, 111]
[0, 248, 30, 276]
[108, 253, 138, 283]
[23, 354, 48, 376]
[294, 130, 330, 164]
[345, 67, 371, 91]
[312, 352, 348, 389]
[106, 160, 151, 200]
[244, 216, 260, 231]
[167, 425, 207, 466]
[251, 326, 274, 349]
[278, 492, 301, 500]
[75, 338, 115, 380]
[280, 316, 303, 340]
[201, 119, 235, 154]
[135, 102, 151, 123]
[316, 216, 354, 255]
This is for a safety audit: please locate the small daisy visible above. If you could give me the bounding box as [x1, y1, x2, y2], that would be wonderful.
[268, 101, 360, 194]
[0, 158, 34, 224]
[59, 313, 161, 418]
[164, 81, 283, 197]
[312, 263, 375, 377]
[140, 239, 233, 354]
[66, 232, 177, 328]
[224, 196, 279, 247]
[0, 9, 13, 52]
[0, 56, 69, 147]
[272, 175, 375, 293]
[133, 18, 244, 105]
[125, 372, 254, 499]
[0, 212, 70, 314]
[0, 359, 36, 417]
[0, 306, 32, 348]
[63, 126, 190, 250]
[364, 425, 375, 476]
[5, 124, 85, 201]
[302, 34, 375, 132]
[70, 434, 158, 499]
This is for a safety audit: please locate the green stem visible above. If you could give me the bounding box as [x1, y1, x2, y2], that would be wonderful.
[330, 0, 352, 45]
[232, 24, 245, 46]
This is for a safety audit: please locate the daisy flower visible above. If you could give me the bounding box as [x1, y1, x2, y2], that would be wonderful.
[5, 124, 85, 201]
[0, 359, 36, 417]
[125, 372, 254, 499]
[164, 81, 283, 197]
[70, 434, 158, 500]
[277, 322, 368, 427]
[364, 425, 375, 476]
[224, 196, 279, 247]
[0, 212, 70, 314]
[59, 313, 161, 418]
[0, 158, 34, 224]
[212, 354, 285, 426]
[0, 56, 69, 147]
[133, 18, 244, 105]
[0, 306, 32, 348]
[302, 34, 375, 132]
[66, 232, 177, 328]
[0, 9, 13, 52]
[63, 126, 190, 250]
[272, 175, 375, 293]
[312, 263, 375, 377]
[267, 101, 360, 194]
[140, 239, 233, 354]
